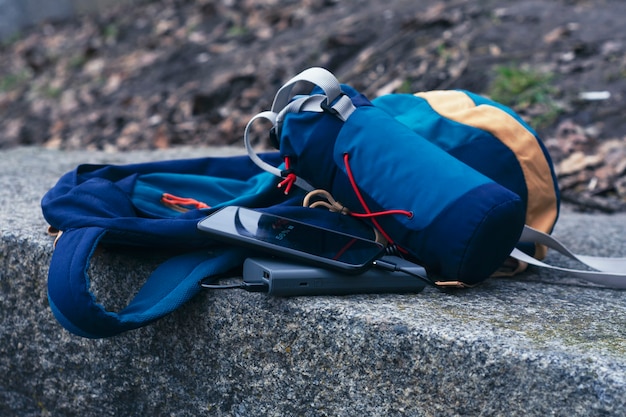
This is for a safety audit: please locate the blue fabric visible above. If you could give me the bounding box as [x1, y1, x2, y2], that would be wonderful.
[335, 108, 525, 280]
[372, 91, 560, 256]
[372, 93, 483, 152]
[42, 152, 382, 338]
[47, 225, 246, 338]
[42, 155, 275, 338]
[133, 171, 279, 218]
[276, 88, 525, 284]
[334, 106, 493, 229]
[372, 93, 544, 207]
[410, 182, 525, 279]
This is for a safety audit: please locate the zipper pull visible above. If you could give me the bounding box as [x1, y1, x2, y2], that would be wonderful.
[161, 193, 210, 212]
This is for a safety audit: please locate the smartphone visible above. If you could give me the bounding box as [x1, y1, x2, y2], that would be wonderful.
[197, 206, 385, 273]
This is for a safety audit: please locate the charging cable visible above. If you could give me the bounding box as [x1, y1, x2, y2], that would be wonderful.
[199, 279, 269, 292]
[372, 258, 437, 288]
[374, 259, 471, 289]
[200, 259, 442, 292]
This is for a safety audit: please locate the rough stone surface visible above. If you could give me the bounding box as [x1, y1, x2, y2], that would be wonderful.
[1, 147, 625, 416]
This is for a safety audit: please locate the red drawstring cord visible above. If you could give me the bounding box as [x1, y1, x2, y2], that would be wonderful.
[348, 209, 414, 218]
[276, 153, 411, 249]
[343, 153, 412, 249]
[161, 193, 210, 211]
[278, 156, 298, 195]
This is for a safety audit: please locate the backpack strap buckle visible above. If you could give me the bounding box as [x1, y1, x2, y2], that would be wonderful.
[320, 94, 356, 121]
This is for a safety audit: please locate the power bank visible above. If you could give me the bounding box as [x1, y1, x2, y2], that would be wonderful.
[243, 256, 426, 296]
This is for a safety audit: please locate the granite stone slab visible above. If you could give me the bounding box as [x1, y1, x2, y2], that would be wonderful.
[1, 147, 624, 416]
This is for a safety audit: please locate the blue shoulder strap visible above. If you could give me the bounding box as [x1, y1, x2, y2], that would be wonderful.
[42, 154, 289, 338]
[48, 226, 246, 338]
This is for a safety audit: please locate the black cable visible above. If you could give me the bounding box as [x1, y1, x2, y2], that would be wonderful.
[202, 259, 438, 293]
[372, 258, 438, 288]
[200, 281, 269, 292]
[200, 282, 244, 290]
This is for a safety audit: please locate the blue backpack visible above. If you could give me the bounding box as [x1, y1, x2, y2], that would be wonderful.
[249, 68, 624, 286]
[42, 67, 626, 338]
[246, 68, 537, 283]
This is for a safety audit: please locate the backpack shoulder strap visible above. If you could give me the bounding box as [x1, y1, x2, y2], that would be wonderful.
[511, 225, 626, 289]
[48, 226, 246, 338]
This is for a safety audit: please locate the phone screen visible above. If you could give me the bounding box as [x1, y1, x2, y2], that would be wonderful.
[197, 206, 384, 272]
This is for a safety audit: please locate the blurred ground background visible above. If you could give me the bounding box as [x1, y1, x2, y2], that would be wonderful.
[1, 0, 625, 211]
